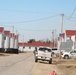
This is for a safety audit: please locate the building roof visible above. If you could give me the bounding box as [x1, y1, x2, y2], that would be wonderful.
[4, 31, 10, 36]
[66, 30, 76, 36]
[10, 33, 15, 38]
[15, 35, 18, 39]
[0, 27, 4, 33]
[18, 41, 54, 47]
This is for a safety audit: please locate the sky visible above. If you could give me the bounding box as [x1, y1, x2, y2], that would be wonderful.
[0, 0, 76, 42]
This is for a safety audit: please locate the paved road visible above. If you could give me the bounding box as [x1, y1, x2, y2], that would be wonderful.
[0, 52, 76, 75]
[0, 52, 59, 75]
[0, 52, 35, 75]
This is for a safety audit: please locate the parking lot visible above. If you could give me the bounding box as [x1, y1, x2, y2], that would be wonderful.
[0, 52, 76, 75]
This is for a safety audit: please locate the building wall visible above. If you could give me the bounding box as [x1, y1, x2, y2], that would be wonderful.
[71, 36, 75, 42]
[10, 37, 15, 48]
[0, 33, 4, 48]
[14, 39, 18, 49]
[4, 36, 10, 48]
[18, 46, 23, 52]
[58, 35, 74, 51]
[19, 46, 36, 52]
[71, 35, 76, 49]
[24, 46, 35, 51]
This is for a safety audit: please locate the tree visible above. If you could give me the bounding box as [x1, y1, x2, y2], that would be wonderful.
[28, 39, 35, 43]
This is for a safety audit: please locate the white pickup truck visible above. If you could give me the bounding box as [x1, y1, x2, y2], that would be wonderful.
[35, 47, 52, 64]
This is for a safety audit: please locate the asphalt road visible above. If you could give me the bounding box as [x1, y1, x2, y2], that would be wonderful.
[1, 52, 76, 75]
[0, 52, 35, 75]
[0, 52, 58, 75]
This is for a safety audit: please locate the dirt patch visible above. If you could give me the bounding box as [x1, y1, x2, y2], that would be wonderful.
[31, 57, 76, 75]
[0, 53, 13, 57]
[57, 59, 76, 75]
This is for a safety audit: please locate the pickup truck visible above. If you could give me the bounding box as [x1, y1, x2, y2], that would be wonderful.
[35, 47, 52, 64]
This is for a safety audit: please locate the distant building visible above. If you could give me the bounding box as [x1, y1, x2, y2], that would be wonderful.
[0, 26, 19, 53]
[58, 30, 76, 51]
[65, 30, 76, 42]
[0, 27, 4, 52]
[18, 41, 55, 52]
[4, 31, 10, 52]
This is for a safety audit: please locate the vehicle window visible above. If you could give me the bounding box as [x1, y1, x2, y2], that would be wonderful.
[52, 48, 57, 51]
[74, 51, 76, 53]
[70, 51, 75, 53]
[39, 48, 51, 52]
[39, 48, 44, 51]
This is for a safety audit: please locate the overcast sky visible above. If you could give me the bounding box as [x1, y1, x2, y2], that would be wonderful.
[0, 0, 76, 42]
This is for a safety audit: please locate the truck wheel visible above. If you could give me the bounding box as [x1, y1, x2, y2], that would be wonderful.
[49, 59, 52, 64]
[64, 55, 69, 59]
[35, 57, 38, 62]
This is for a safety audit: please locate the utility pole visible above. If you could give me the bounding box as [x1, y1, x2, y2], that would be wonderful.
[12, 25, 14, 33]
[52, 30, 54, 48]
[59, 14, 64, 59]
[54, 29, 56, 47]
[61, 14, 64, 34]
[52, 29, 56, 48]
[12, 25, 14, 37]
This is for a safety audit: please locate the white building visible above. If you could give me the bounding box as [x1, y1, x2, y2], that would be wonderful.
[58, 30, 76, 50]
[4, 31, 10, 52]
[0, 27, 5, 52]
[14, 35, 18, 49]
[10, 33, 15, 49]
[18, 41, 53, 52]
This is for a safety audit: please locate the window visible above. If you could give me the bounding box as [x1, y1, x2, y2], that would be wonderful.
[29, 47, 31, 49]
[70, 51, 74, 53]
[23, 46, 25, 49]
[70, 50, 76, 54]
[74, 50, 76, 53]
[52, 48, 57, 51]
[39, 48, 51, 52]
[4, 37, 6, 40]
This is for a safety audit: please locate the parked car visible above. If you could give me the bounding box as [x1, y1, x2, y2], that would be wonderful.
[61, 50, 76, 59]
[51, 48, 65, 57]
[35, 47, 52, 64]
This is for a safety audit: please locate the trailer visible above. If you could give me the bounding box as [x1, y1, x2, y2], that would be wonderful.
[14, 35, 19, 54]
[0, 27, 5, 52]
[4, 31, 10, 52]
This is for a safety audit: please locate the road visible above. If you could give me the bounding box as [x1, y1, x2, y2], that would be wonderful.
[0, 52, 35, 75]
[0, 52, 76, 75]
[0, 52, 58, 75]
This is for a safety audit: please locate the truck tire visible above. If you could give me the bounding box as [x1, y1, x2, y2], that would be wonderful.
[49, 59, 52, 64]
[49, 61, 52, 64]
[64, 55, 69, 59]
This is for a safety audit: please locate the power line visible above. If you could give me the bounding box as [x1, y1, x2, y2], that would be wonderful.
[0, 25, 12, 27]
[65, 15, 76, 19]
[16, 28, 51, 31]
[0, 8, 58, 14]
[0, 24, 52, 32]
[67, 19, 76, 22]
[65, 15, 76, 22]
[0, 14, 60, 24]
[67, 6, 76, 20]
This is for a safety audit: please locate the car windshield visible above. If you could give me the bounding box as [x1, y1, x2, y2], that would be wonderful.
[39, 48, 51, 52]
[70, 50, 76, 54]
